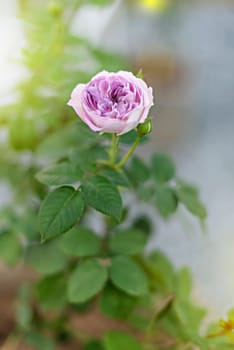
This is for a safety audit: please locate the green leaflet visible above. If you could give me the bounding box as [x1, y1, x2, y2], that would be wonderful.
[36, 162, 83, 186]
[25, 239, 67, 275]
[68, 259, 108, 303]
[35, 274, 67, 310]
[0, 232, 22, 265]
[177, 181, 207, 220]
[103, 331, 143, 350]
[60, 226, 101, 257]
[100, 167, 129, 187]
[110, 229, 146, 255]
[81, 175, 122, 220]
[26, 331, 55, 350]
[151, 153, 175, 183]
[100, 283, 136, 319]
[39, 186, 84, 241]
[126, 156, 150, 186]
[155, 186, 178, 218]
[110, 256, 149, 297]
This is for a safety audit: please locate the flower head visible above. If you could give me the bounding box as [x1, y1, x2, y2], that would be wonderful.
[68, 71, 153, 135]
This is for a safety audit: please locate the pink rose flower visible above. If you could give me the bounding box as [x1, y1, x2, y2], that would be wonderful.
[67, 71, 154, 135]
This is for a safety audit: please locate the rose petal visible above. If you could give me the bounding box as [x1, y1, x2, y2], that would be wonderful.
[67, 71, 154, 135]
[68, 84, 102, 132]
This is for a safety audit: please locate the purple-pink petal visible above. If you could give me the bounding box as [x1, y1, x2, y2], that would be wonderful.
[67, 70, 154, 135]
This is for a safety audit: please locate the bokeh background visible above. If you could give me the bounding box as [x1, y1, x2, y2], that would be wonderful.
[1, 0, 234, 321]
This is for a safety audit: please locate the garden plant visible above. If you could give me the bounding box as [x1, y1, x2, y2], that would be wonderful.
[0, 1, 234, 349]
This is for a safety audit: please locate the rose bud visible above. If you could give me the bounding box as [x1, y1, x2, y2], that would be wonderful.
[67, 71, 154, 135]
[137, 117, 152, 136]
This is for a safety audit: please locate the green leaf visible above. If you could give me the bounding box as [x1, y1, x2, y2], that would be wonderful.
[84, 341, 104, 350]
[0, 232, 22, 265]
[151, 154, 175, 183]
[60, 226, 101, 257]
[147, 250, 175, 290]
[176, 267, 192, 302]
[119, 130, 148, 145]
[100, 167, 129, 187]
[155, 186, 178, 218]
[120, 130, 139, 144]
[177, 182, 207, 220]
[25, 239, 67, 275]
[137, 185, 155, 202]
[70, 145, 107, 172]
[68, 259, 108, 303]
[110, 256, 148, 296]
[15, 285, 32, 331]
[36, 121, 95, 161]
[172, 301, 207, 338]
[81, 176, 122, 220]
[126, 156, 150, 185]
[110, 229, 146, 255]
[100, 283, 136, 319]
[36, 162, 83, 186]
[26, 331, 55, 350]
[39, 186, 84, 241]
[35, 274, 67, 310]
[103, 331, 143, 350]
[152, 294, 175, 321]
[16, 210, 39, 241]
[36, 125, 75, 161]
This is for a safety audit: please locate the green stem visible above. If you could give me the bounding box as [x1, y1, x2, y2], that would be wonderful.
[116, 135, 141, 169]
[109, 133, 119, 165]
